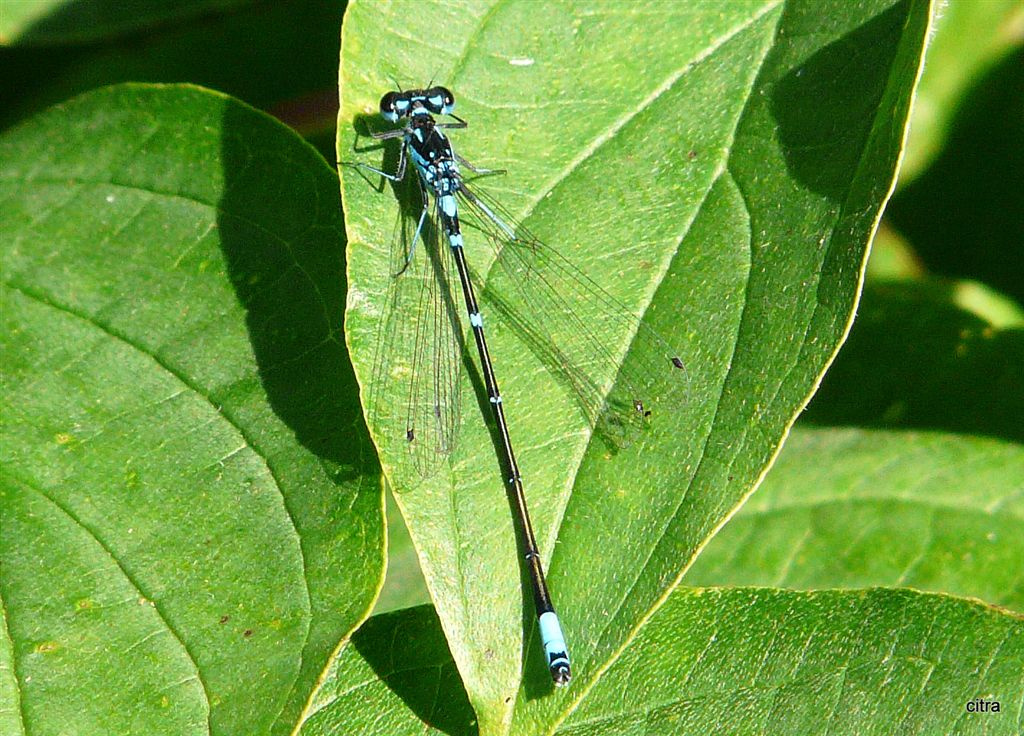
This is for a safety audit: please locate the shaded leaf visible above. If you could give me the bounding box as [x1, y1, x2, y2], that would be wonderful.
[0, 83, 381, 735]
[887, 46, 1024, 305]
[895, 0, 1023, 183]
[802, 281, 1024, 443]
[300, 606, 475, 736]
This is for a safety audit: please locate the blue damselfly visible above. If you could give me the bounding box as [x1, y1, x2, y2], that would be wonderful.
[354, 85, 688, 687]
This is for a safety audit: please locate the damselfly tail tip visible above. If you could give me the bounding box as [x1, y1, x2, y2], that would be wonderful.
[551, 662, 571, 687]
[540, 611, 571, 686]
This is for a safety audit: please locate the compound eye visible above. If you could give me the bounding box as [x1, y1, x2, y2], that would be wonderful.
[379, 91, 403, 122]
[425, 86, 455, 114]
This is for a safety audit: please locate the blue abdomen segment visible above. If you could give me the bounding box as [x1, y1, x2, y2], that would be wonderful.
[539, 611, 571, 685]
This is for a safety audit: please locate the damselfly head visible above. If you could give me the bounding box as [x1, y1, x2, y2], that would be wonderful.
[552, 662, 571, 687]
[380, 87, 455, 122]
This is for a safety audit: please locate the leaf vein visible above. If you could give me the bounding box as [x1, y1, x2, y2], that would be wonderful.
[1, 279, 315, 687]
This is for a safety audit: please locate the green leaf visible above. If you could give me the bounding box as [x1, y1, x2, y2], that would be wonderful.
[566, 587, 1024, 735]
[0, 84, 381, 735]
[339, 0, 930, 731]
[687, 280, 1024, 610]
[686, 426, 1024, 608]
[305, 591, 1024, 735]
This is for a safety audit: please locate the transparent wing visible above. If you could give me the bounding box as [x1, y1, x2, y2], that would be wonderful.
[458, 182, 690, 451]
[367, 174, 465, 481]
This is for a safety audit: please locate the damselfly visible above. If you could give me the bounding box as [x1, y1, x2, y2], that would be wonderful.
[354, 85, 688, 687]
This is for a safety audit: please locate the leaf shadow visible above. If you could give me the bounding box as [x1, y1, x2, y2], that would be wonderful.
[215, 102, 371, 483]
[770, 0, 909, 202]
[350, 606, 477, 734]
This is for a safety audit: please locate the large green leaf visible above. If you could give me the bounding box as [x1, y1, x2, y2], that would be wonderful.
[309, 591, 1024, 734]
[565, 587, 1024, 735]
[686, 426, 1024, 607]
[687, 281, 1024, 610]
[0, 84, 381, 736]
[339, 0, 930, 731]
